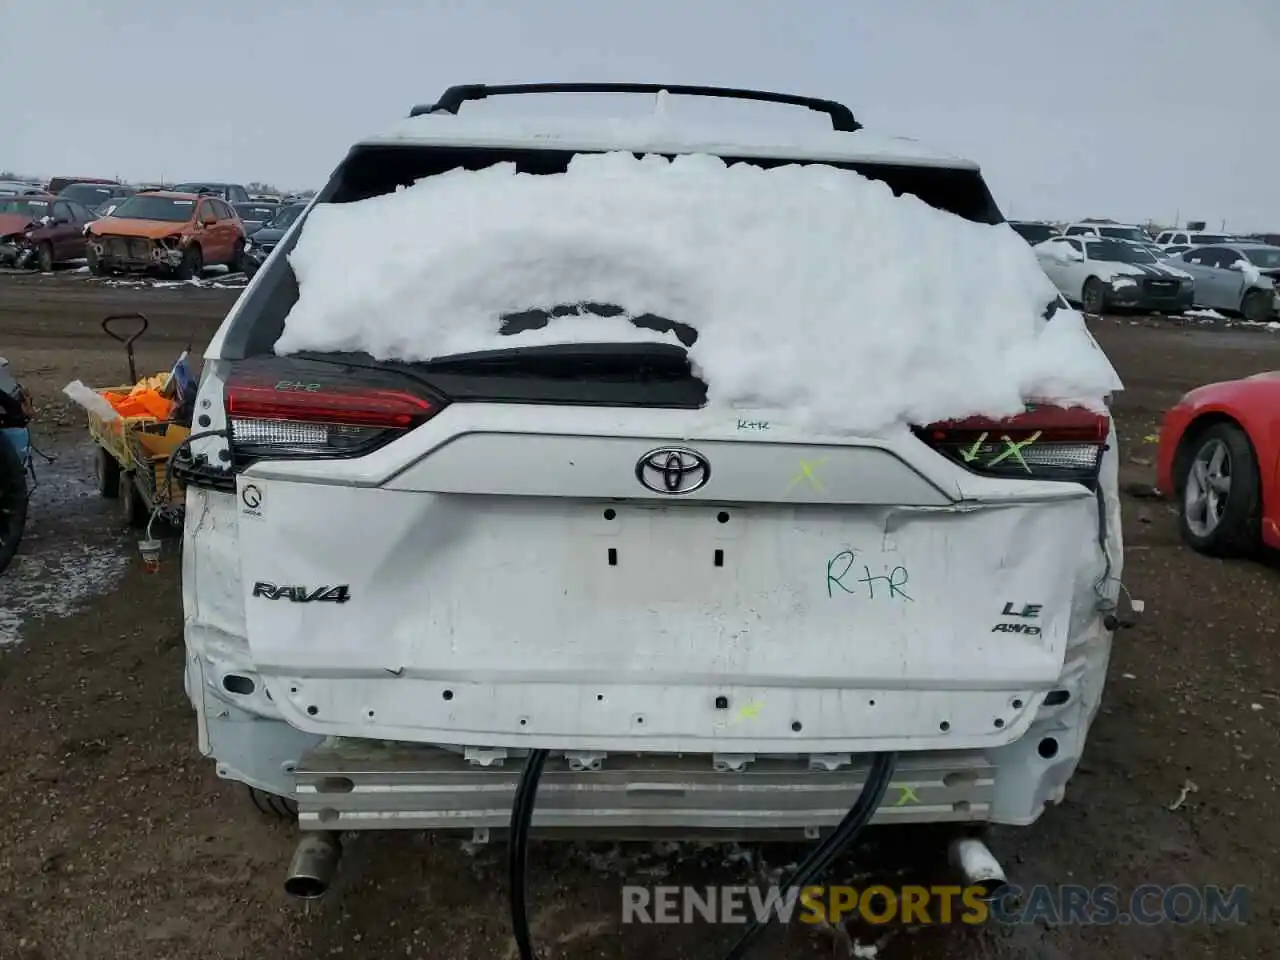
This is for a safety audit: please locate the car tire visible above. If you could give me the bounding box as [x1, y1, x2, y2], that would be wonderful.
[247, 786, 298, 821]
[1241, 289, 1271, 325]
[95, 446, 120, 499]
[1177, 421, 1260, 557]
[177, 245, 203, 281]
[1081, 277, 1106, 316]
[36, 242, 55, 273]
[228, 239, 246, 275]
[0, 437, 29, 575]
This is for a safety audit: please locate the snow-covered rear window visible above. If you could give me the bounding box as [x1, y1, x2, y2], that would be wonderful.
[226, 143, 1003, 361]
[244, 147, 1119, 435]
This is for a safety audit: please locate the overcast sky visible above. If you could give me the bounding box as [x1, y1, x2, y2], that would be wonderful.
[2, 0, 1275, 230]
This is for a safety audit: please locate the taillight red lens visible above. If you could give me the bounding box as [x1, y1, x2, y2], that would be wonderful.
[225, 379, 440, 460]
[226, 383, 434, 427]
[915, 402, 1109, 485]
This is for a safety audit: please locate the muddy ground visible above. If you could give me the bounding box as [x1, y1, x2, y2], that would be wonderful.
[0, 270, 1277, 960]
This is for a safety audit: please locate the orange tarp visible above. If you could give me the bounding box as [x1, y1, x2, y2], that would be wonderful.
[101, 373, 175, 420]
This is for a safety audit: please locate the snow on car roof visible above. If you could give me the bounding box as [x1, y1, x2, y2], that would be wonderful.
[368, 111, 978, 170]
[275, 151, 1120, 437]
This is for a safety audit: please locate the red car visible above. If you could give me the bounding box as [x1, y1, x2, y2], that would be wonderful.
[0, 194, 98, 271]
[1156, 372, 1280, 555]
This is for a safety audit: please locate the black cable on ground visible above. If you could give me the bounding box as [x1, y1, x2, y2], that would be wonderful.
[720, 751, 898, 960]
[509, 748, 550, 960]
[507, 748, 896, 960]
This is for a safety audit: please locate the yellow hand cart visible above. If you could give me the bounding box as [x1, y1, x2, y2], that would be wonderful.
[83, 313, 190, 528]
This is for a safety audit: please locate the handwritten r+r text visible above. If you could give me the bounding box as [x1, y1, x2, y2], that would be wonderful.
[826, 550, 913, 601]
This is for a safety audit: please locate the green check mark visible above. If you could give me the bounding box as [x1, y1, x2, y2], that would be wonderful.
[960, 432, 988, 463]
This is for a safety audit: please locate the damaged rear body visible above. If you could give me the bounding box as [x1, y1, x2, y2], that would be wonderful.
[179, 126, 1122, 840]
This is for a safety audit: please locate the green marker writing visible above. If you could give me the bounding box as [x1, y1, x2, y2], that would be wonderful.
[960, 432, 988, 463]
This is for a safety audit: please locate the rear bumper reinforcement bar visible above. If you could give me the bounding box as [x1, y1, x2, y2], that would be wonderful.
[294, 739, 996, 837]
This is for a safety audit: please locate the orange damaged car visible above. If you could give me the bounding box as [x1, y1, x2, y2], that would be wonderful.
[86, 191, 247, 279]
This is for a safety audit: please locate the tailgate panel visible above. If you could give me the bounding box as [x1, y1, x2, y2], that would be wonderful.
[238, 476, 1097, 752]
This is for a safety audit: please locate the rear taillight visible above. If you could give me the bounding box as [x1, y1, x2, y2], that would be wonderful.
[225, 375, 441, 460]
[914, 402, 1109, 486]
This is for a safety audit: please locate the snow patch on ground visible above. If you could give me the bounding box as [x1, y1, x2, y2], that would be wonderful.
[0, 542, 128, 647]
[275, 153, 1121, 436]
[1181, 309, 1280, 332]
[96, 269, 247, 291]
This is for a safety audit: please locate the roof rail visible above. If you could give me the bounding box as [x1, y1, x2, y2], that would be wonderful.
[408, 82, 861, 132]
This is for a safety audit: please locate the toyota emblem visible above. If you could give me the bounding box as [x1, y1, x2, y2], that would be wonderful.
[635, 447, 711, 495]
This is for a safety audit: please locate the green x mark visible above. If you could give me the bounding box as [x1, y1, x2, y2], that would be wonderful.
[986, 431, 1042, 473]
[788, 457, 828, 492]
[894, 785, 921, 806]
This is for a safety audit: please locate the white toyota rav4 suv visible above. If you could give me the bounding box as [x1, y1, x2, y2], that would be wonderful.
[176, 83, 1125, 916]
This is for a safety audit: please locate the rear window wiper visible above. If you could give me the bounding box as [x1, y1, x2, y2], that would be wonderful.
[499, 302, 698, 348]
[288, 342, 700, 383]
[416, 342, 697, 381]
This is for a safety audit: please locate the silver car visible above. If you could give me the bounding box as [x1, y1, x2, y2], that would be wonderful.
[1164, 244, 1280, 323]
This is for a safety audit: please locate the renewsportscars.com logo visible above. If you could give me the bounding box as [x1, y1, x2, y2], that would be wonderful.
[622, 883, 1250, 926]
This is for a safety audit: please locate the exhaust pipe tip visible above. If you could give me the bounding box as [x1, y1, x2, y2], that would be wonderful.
[966, 877, 1010, 904]
[285, 831, 342, 901]
[284, 874, 331, 900]
[948, 836, 1007, 903]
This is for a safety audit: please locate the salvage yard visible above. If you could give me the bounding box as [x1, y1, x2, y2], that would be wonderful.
[1, 271, 1278, 959]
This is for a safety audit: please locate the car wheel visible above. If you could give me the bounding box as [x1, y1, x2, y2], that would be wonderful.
[1178, 422, 1260, 556]
[1241, 289, 1271, 325]
[118, 472, 149, 528]
[36, 242, 55, 273]
[87, 247, 107, 276]
[1081, 278, 1106, 315]
[0, 438, 29, 575]
[247, 786, 298, 821]
[228, 239, 246, 275]
[177, 245, 203, 281]
[95, 446, 121, 499]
